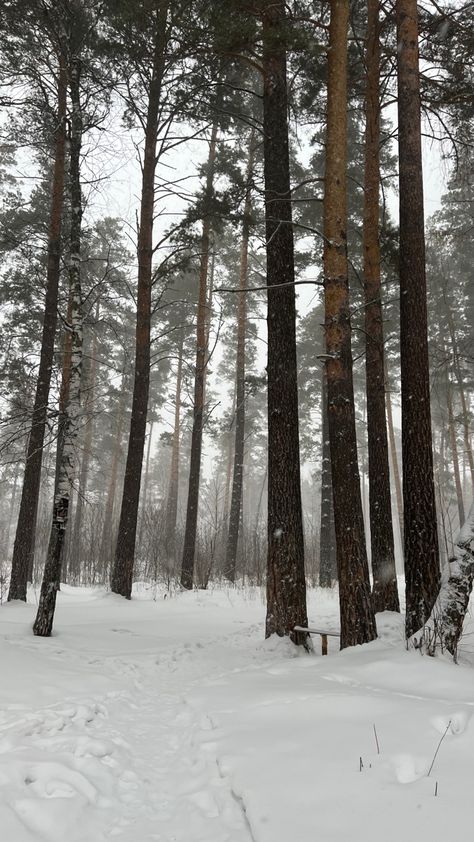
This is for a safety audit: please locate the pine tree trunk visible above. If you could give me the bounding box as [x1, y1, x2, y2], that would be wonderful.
[202, 245, 215, 410]
[319, 366, 337, 587]
[136, 418, 154, 561]
[41, 284, 75, 587]
[456, 378, 474, 492]
[360, 414, 368, 542]
[222, 389, 236, 528]
[363, 0, 399, 613]
[141, 421, 154, 515]
[111, 5, 168, 598]
[261, 0, 309, 648]
[463, 440, 467, 506]
[436, 426, 452, 556]
[180, 119, 218, 589]
[5, 463, 20, 555]
[224, 133, 255, 583]
[444, 301, 474, 491]
[33, 55, 83, 636]
[99, 369, 127, 571]
[8, 50, 67, 602]
[396, 0, 440, 637]
[323, 0, 377, 648]
[164, 332, 184, 560]
[68, 324, 97, 582]
[446, 374, 465, 527]
[385, 371, 404, 552]
[253, 467, 267, 586]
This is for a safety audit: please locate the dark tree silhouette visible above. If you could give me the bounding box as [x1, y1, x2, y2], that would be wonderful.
[261, 0, 309, 647]
[396, 0, 440, 636]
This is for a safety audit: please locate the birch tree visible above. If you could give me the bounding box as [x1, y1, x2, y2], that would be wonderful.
[411, 502, 474, 661]
[6, 3, 68, 601]
[33, 15, 85, 635]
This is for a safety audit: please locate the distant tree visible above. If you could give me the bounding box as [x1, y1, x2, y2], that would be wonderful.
[298, 302, 337, 588]
[180, 117, 219, 589]
[224, 130, 256, 583]
[319, 366, 337, 587]
[163, 327, 185, 561]
[68, 306, 98, 580]
[99, 359, 129, 571]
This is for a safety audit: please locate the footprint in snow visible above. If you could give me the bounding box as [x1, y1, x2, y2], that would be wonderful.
[189, 789, 220, 818]
[431, 711, 469, 735]
[393, 753, 427, 784]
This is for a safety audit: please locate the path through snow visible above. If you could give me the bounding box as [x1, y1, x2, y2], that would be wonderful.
[0, 588, 266, 841]
[1, 585, 474, 842]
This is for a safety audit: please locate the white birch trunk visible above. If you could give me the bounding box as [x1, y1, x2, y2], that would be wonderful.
[410, 500, 474, 660]
[33, 55, 83, 637]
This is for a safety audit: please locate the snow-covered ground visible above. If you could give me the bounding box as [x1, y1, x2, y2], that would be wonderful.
[1, 584, 473, 842]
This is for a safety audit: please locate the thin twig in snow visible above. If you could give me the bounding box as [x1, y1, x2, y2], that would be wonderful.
[427, 721, 451, 777]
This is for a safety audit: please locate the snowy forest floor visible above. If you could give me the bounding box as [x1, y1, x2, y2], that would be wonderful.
[1, 585, 473, 842]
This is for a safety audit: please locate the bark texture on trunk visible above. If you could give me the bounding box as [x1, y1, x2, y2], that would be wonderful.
[8, 50, 67, 601]
[262, 0, 309, 648]
[363, 0, 399, 613]
[323, 0, 377, 648]
[180, 120, 218, 590]
[396, 0, 440, 637]
[319, 366, 337, 587]
[34, 55, 84, 636]
[224, 133, 255, 583]
[111, 3, 168, 598]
